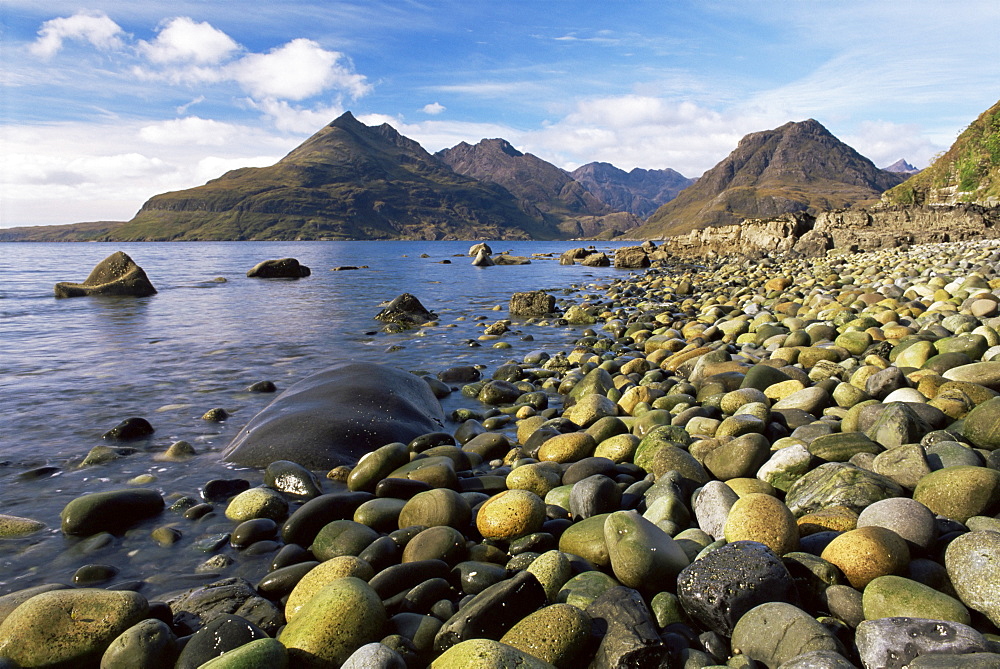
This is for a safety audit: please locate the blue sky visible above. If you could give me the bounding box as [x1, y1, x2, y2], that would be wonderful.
[2, 1, 999, 227]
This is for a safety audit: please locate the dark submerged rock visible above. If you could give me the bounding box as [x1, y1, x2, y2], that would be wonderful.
[246, 257, 310, 278]
[375, 293, 438, 329]
[222, 362, 444, 469]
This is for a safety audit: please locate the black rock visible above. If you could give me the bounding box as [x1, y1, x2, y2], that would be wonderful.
[587, 585, 669, 668]
[102, 417, 154, 441]
[246, 257, 310, 278]
[856, 617, 991, 669]
[280, 491, 375, 547]
[201, 478, 251, 503]
[375, 293, 437, 328]
[166, 577, 283, 636]
[676, 540, 797, 637]
[174, 614, 268, 669]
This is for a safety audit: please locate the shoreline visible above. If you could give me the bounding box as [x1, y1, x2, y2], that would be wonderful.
[2, 239, 1000, 667]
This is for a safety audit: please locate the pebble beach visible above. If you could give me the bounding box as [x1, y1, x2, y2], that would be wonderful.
[3, 239, 1000, 669]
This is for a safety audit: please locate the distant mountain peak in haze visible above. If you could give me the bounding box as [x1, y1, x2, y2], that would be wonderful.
[883, 158, 920, 174]
[570, 162, 695, 218]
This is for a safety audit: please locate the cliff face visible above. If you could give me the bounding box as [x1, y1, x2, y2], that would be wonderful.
[628, 119, 907, 238]
[658, 204, 1000, 259]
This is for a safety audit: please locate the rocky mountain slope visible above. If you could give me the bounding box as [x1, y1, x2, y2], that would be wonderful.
[113, 112, 562, 241]
[625, 119, 908, 238]
[884, 98, 1000, 207]
[436, 139, 640, 239]
[570, 162, 695, 218]
[883, 159, 921, 174]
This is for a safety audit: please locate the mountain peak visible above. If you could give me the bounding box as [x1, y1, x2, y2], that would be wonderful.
[883, 159, 920, 174]
[571, 161, 694, 218]
[629, 119, 907, 237]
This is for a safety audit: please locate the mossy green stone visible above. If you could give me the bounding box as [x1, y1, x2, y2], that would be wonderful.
[862, 575, 970, 624]
[895, 340, 935, 368]
[0, 588, 148, 668]
[912, 465, 1000, 523]
[225, 487, 289, 522]
[651, 591, 688, 628]
[397, 488, 471, 529]
[430, 638, 557, 668]
[347, 442, 411, 492]
[556, 570, 620, 610]
[557, 513, 611, 566]
[604, 510, 689, 591]
[836, 331, 873, 356]
[0, 514, 45, 538]
[785, 462, 904, 517]
[499, 604, 591, 667]
[196, 638, 289, 669]
[285, 556, 375, 621]
[100, 619, 177, 669]
[526, 550, 573, 603]
[808, 432, 882, 462]
[310, 519, 379, 561]
[60, 488, 164, 535]
[280, 577, 387, 668]
[962, 396, 1000, 450]
[507, 462, 563, 497]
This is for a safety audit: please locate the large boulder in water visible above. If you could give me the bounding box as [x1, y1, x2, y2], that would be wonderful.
[246, 258, 311, 278]
[54, 251, 156, 298]
[222, 362, 445, 469]
[374, 293, 437, 330]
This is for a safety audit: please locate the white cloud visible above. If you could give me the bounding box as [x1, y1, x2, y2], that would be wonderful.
[422, 102, 446, 115]
[250, 98, 346, 134]
[29, 11, 125, 59]
[138, 17, 239, 65]
[229, 38, 370, 101]
[139, 117, 241, 146]
[842, 121, 941, 170]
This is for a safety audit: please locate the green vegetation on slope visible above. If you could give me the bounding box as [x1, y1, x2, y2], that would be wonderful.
[887, 98, 1000, 205]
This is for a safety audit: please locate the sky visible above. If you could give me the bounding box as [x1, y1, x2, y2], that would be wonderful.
[2, 1, 999, 228]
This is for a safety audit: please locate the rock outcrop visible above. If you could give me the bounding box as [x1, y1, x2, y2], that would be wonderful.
[656, 205, 1000, 259]
[246, 258, 311, 278]
[222, 362, 445, 469]
[374, 293, 437, 330]
[54, 251, 157, 298]
[510, 291, 557, 318]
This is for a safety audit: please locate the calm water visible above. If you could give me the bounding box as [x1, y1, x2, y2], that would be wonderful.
[0, 240, 638, 593]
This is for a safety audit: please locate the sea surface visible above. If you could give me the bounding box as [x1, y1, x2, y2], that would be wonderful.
[0, 240, 638, 592]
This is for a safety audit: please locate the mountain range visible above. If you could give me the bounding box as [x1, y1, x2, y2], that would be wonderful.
[570, 163, 696, 218]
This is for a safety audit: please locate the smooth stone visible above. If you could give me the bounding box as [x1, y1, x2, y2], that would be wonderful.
[723, 493, 799, 556]
[525, 550, 573, 603]
[397, 488, 471, 530]
[563, 393, 618, 427]
[231, 518, 278, 548]
[757, 444, 814, 492]
[433, 570, 547, 653]
[174, 614, 267, 669]
[730, 602, 844, 668]
[348, 443, 412, 493]
[354, 498, 407, 533]
[945, 530, 1000, 627]
[310, 519, 379, 561]
[285, 556, 375, 621]
[864, 402, 933, 449]
[604, 510, 689, 591]
[452, 561, 507, 595]
[585, 586, 669, 667]
[557, 513, 611, 567]
[703, 433, 771, 480]
[808, 431, 882, 463]
[341, 642, 406, 669]
[693, 480, 740, 540]
[102, 416, 154, 441]
[196, 638, 289, 669]
[537, 432, 597, 463]
[60, 488, 164, 536]
[280, 577, 387, 668]
[943, 361, 1000, 389]
[0, 584, 71, 628]
[0, 514, 45, 537]
[402, 526, 467, 565]
[246, 257, 310, 278]
[498, 603, 591, 667]
[925, 441, 984, 469]
[556, 570, 619, 610]
[676, 540, 796, 637]
[431, 638, 557, 668]
[166, 577, 283, 636]
[224, 487, 289, 522]
[506, 462, 564, 498]
[368, 559, 451, 600]
[280, 491, 375, 547]
[820, 526, 910, 589]
[569, 474, 621, 521]
[785, 462, 904, 517]
[912, 465, 1000, 523]
[822, 584, 864, 629]
[771, 387, 831, 414]
[855, 617, 990, 669]
[256, 561, 321, 600]
[477, 490, 546, 541]
[222, 362, 445, 469]
[54, 251, 156, 298]
[908, 653, 1000, 668]
[862, 575, 970, 624]
[962, 396, 1000, 450]
[0, 588, 148, 667]
[100, 618, 177, 669]
[856, 497, 937, 549]
[872, 443, 932, 490]
[775, 649, 858, 668]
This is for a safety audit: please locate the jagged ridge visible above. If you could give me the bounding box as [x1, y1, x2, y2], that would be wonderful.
[570, 162, 695, 218]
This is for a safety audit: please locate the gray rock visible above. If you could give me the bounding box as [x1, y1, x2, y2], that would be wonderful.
[613, 246, 651, 269]
[174, 614, 267, 669]
[731, 602, 845, 668]
[246, 257, 310, 278]
[677, 540, 796, 637]
[776, 649, 857, 668]
[222, 362, 444, 469]
[856, 497, 937, 549]
[585, 586, 669, 667]
[100, 618, 178, 669]
[945, 530, 1000, 627]
[54, 251, 157, 297]
[342, 642, 407, 669]
[165, 577, 283, 636]
[374, 293, 437, 328]
[510, 291, 557, 317]
[471, 249, 495, 266]
[693, 480, 740, 540]
[855, 617, 990, 669]
[785, 462, 904, 517]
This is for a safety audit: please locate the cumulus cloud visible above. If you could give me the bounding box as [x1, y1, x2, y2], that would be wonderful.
[230, 38, 370, 101]
[842, 120, 941, 170]
[249, 98, 346, 134]
[139, 117, 241, 146]
[421, 102, 446, 115]
[29, 11, 125, 59]
[138, 17, 239, 64]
